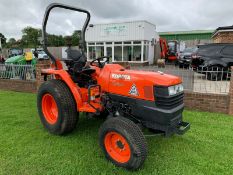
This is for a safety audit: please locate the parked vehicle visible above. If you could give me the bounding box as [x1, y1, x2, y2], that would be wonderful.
[36, 3, 190, 171]
[167, 40, 180, 61]
[8, 48, 23, 58]
[177, 47, 198, 68]
[159, 38, 180, 62]
[4, 52, 37, 80]
[5, 54, 36, 65]
[31, 48, 49, 59]
[191, 43, 233, 80]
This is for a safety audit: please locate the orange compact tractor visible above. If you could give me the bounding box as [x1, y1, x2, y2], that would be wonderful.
[37, 3, 190, 170]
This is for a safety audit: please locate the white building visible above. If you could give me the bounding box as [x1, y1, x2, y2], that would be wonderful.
[86, 21, 159, 65]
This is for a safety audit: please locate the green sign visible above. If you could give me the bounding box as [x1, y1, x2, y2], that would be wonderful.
[103, 25, 127, 36]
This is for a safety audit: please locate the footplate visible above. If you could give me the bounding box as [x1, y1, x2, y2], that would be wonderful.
[176, 122, 190, 135]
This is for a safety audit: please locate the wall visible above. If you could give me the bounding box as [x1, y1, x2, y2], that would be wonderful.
[159, 30, 214, 41]
[0, 79, 36, 93]
[184, 91, 229, 114]
[213, 32, 233, 43]
[86, 21, 158, 42]
[184, 39, 212, 47]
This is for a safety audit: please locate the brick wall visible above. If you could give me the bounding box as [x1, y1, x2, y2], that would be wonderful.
[0, 79, 36, 93]
[213, 32, 233, 43]
[35, 60, 51, 90]
[184, 91, 229, 114]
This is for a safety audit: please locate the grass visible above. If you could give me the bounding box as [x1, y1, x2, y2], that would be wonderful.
[0, 90, 233, 175]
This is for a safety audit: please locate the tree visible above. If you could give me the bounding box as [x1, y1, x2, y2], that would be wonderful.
[0, 33, 7, 47]
[47, 34, 65, 47]
[4, 38, 19, 48]
[8, 38, 16, 44]
[71, 30, 81, 46]
[21, 27, 42, 48]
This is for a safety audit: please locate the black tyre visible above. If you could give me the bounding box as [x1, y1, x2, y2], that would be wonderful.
[37, 79, 79, 135]
[99, 117, 147, 170]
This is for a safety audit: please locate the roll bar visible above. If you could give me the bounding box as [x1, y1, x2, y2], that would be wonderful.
[42, 3, 91, 68]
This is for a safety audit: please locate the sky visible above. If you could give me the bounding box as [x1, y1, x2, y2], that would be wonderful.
[0, 0, 233, 40]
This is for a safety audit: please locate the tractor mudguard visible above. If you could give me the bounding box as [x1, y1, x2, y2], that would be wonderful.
[41, 69, 83, 109]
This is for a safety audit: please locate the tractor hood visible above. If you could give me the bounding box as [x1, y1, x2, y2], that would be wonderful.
[97, 64, 182, 101]
[117, 69, 182, 87]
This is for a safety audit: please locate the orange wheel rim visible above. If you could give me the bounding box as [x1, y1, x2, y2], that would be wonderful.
[104, 131, 131, 163]
[42, 94, 58, 124]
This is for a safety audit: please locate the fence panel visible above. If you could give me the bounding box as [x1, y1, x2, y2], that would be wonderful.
[0, 64, 36, 81]
[133, 65, 230, 94]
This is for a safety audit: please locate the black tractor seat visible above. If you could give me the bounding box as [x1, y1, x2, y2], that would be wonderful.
[73, 62, 96, 75]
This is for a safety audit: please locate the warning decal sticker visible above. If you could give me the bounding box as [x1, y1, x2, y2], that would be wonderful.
[129, 84, 139, 96]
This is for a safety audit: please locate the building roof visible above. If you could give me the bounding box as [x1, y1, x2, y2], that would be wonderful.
[159, 30, 214, 35]
[216, 25, 233, 31]
[90, 20, 156, 28]
[212, 25, 233, 38]
[158, 30, 214, 41]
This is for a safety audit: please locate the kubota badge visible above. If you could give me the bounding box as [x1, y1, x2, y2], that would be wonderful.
[129, 84, 139, 96]
[112, 74, 131, 80]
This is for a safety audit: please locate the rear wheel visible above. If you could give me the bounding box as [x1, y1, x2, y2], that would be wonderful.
[99, 117, 147, 170]
[37, 79, 79, 135]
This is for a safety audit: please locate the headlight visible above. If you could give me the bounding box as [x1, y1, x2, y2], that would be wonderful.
[168, 84, 184, 96]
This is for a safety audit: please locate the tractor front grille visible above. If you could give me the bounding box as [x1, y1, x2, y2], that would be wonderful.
[154, 86, 184, 109]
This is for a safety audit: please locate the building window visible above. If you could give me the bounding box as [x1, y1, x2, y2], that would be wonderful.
[114, 46, 122, 61]
[96, 46, 104, 58]
[89, 46, 95, 60]
[115, 42, 122, 45]
[132, 45, 141, 61]
[123, 46, 132, 61]
[133, 41, 141, 44]
[87, 40, 150, 62]
[124, 41, 131, 44]
[143, 45, 149, 61]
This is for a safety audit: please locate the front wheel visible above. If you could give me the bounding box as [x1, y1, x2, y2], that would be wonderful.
[99, 117, 148, 170]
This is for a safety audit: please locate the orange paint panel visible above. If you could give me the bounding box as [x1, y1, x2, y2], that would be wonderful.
[41, 69, 83, 109]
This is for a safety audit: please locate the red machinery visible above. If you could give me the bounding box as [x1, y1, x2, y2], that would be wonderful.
[159, 38, 179, 61]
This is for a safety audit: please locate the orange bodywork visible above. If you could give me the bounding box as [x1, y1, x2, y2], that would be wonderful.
[94, 64, 181, 101]
[42, 61, 181, 113]
[42, 66, 102, 113]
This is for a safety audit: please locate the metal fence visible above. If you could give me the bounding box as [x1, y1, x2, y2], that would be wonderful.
[134, 65, 231, 94]
[0, 64, 36, 81]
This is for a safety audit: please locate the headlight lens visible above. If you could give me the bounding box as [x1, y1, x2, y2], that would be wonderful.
[168, 84, 184, 96]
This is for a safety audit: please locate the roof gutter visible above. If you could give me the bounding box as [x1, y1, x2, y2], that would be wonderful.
[212, 29, 233, 38]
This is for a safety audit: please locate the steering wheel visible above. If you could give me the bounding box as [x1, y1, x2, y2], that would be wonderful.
[90, 56, 110, 68]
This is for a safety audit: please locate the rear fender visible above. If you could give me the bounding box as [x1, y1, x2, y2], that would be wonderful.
[41, 69, 83, 109]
